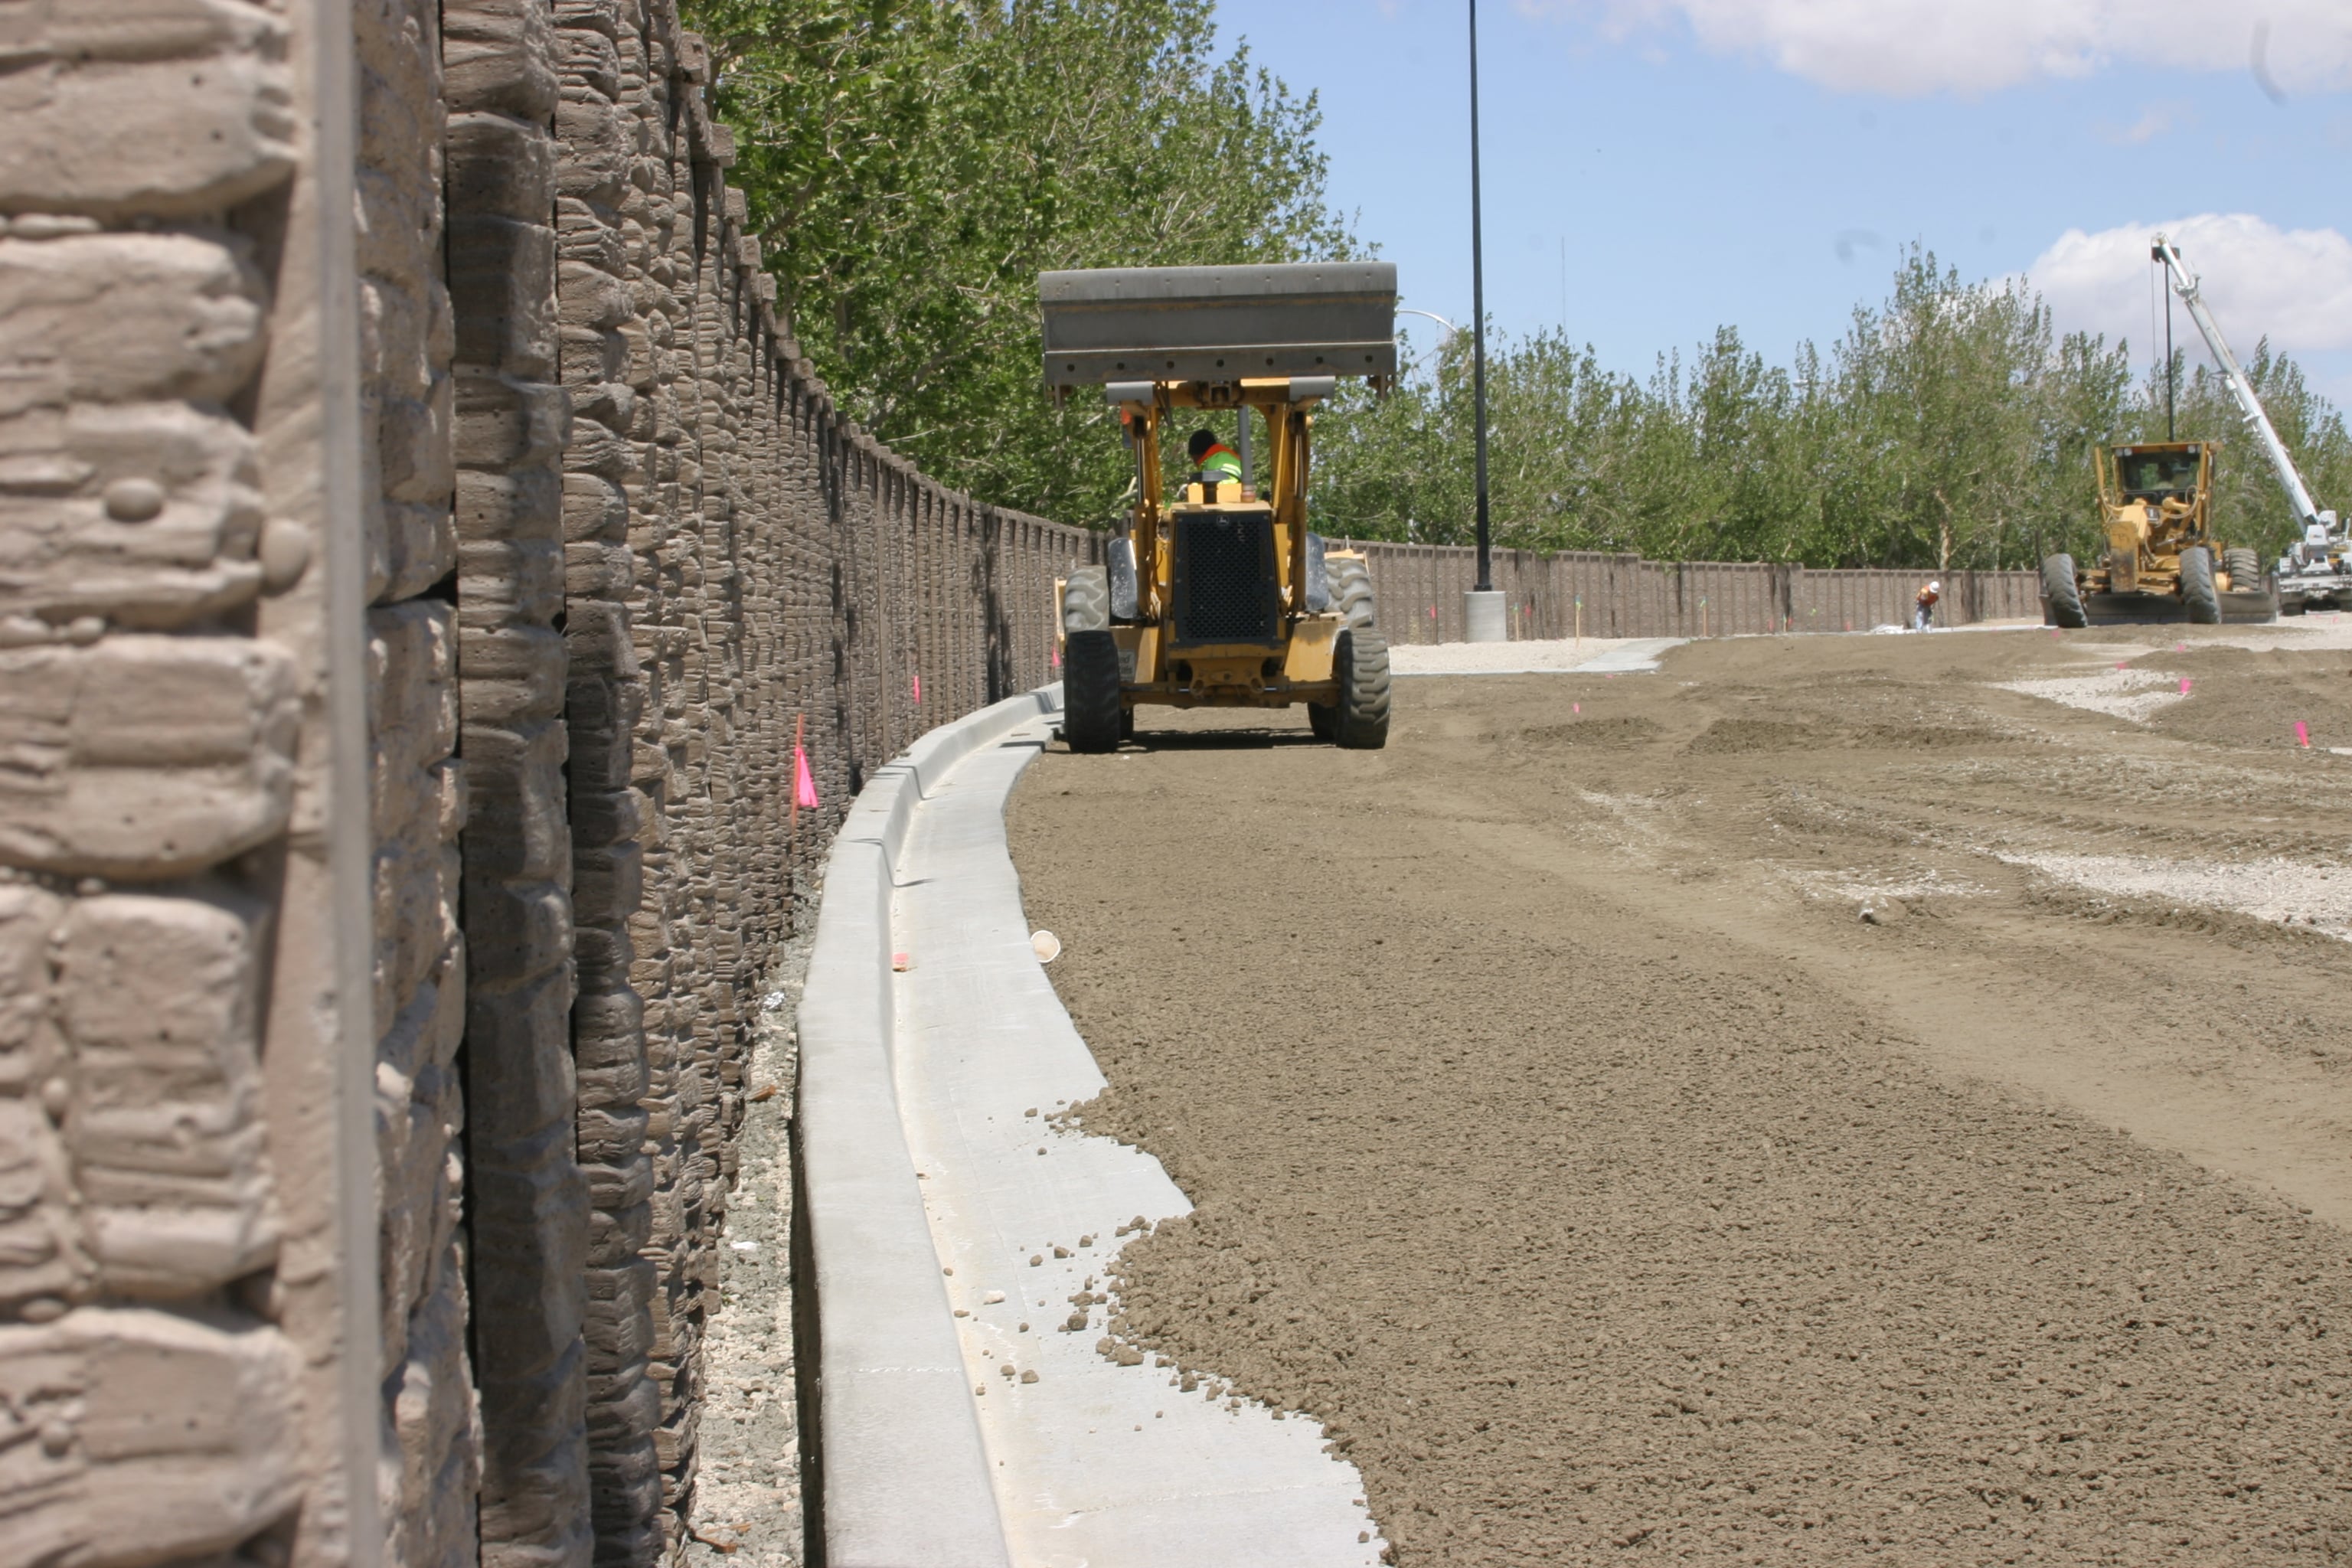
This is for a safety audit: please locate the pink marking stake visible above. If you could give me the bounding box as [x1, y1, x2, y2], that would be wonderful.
[793, 743, 821, 809]
[2180, 678, 2192, 695]
[2297, 722, 2312, 749]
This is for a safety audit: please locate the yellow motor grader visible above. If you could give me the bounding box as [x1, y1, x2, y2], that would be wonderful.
[1038, 263, 1396, 751]
[2041, 439, 2275, 626]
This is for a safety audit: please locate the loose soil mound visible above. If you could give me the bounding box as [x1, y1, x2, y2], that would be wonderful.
[1009, 625, 2352, 1566]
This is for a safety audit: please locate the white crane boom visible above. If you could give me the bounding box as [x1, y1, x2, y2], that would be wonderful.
[2152, 235, 2321, 526]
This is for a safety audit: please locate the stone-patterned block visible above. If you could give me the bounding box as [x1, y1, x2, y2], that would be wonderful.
[0, 5, 296, 219]
[0, 1305, 302, 1568]
[0, 233, 267, 411]
[460, 467, 566, 552]
[0, 636, 299, 878]
[0, 399, 267, 629]
[447, 111, 559, 227]
[56, 890, 279, 1298]
[459, 541, 567, 632]
[386, 1253, 482, 1568]
[460, 627, 569, 732]
[0, 884, 64, 1091]
[0, 885, 81, 1306]
[449, 220, 562, 381]
[444, 0, 561, 120]
[456, 372, 570, 473]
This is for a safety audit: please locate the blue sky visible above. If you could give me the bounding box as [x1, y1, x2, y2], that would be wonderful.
[1212, 1, 2352, 403]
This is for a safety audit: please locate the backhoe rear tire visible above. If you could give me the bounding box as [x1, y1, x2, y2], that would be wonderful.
[1063, 566, 1109, 633]
[1333, 628, 1390, 750]
[1328, 555, 1378, 632]
[2223, 547, 2261, 591]
[1063, 629, 1123, 753]
[2180, 546, 2220, 624]
[2041, 554, 2086, 628]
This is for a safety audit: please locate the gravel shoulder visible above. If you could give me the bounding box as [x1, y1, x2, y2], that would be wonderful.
[1006, 623, 2352, 1565]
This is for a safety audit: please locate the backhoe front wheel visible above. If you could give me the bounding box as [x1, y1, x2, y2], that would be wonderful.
[1332, 628, 1390, 749]
[1062, 629, 1123, 753]
[1328, 555, 1378, 631]
[1063, 566, 1109, 633]
[2180, 546, 2220, 625]
[2041, 553, 2086, 628]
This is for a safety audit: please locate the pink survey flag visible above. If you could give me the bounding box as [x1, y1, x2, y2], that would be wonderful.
[913, 672, 923, 704]
[794, 743, 820, 808]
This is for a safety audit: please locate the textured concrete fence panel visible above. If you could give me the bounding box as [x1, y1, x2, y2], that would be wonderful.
[2, 5, 1096, 1568]
[1332, 542, 2042, 641]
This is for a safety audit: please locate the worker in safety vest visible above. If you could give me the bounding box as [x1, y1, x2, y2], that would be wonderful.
[1913, 579, 1940, 632]
[1186, 428, 1244, 489]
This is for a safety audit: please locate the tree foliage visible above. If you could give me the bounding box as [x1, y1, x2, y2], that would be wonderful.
[688, 0, 1351, 520]
[1313, 249, 2352, 569]
[691, 10, 2349, 568]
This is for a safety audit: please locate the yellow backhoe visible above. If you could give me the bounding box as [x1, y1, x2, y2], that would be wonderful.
[1039, 263, 1397, 750]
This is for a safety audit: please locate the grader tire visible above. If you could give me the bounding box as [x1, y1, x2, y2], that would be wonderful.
[1306, 701, 1337, 740]
[2223, 547, 2261, 591]
[1063, 565, 1109, 633]
[1062, 629, 1123, 753]
[1333, 628, 1390, 750]
[1328, 555, 1378, 632]
[2180, 546, 2221, 625]
[2041, 554, 2087, 629]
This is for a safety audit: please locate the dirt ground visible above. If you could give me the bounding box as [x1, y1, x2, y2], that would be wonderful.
[1005, 625, 2352, 1565]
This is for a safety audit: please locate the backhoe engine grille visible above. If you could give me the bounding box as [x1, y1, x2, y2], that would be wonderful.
[1171, 511, 1279, 645]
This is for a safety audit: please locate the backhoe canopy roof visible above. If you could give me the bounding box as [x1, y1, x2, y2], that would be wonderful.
[1038, 262, 1396, 387]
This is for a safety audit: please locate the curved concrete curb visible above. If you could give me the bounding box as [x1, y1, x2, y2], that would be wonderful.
[798, 688, 1062, 1568]
[799, 688, 1383, 1567]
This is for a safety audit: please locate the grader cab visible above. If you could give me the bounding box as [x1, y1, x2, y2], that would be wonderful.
[1039, 263, 1396, 751]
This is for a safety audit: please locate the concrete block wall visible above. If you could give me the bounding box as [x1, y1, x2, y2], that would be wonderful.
[2, 6, 384, 1568]
[1344, 542, 2042, 642]
[2, 2, 1099, 1566]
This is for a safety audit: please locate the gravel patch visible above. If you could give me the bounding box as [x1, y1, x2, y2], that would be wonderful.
[2004, 851, 2352, 939]
[682, 881, 817, 1568]
[1995, 667, 2190, 723]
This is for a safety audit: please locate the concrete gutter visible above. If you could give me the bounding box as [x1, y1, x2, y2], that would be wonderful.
[798, 689, 1061, 1568]
[798, 688, 1382, 1567]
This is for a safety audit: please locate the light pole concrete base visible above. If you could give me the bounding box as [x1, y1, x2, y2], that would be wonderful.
[1464, 589, 1507, 643]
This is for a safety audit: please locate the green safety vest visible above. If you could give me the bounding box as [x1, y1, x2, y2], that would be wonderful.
[1196, 443, 1243, 483]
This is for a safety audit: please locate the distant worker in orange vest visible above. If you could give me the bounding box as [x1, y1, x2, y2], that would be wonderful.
[1186, 428, 1244, 490]
[1913, 579, 1940, 632]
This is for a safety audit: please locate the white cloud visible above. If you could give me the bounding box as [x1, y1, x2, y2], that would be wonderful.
[2024, 214, 2352, 367]
[1522, 0, 2352, 97]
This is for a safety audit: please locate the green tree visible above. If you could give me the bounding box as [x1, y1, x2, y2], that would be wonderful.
[1311, 247, 2344, 572]
[688, 0, 1352, 521]
[2127, 341, 2352, 560]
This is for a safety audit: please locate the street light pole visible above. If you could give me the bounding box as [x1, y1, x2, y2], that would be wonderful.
[1468, 0, 1492, 594]
[1462, 0, 1505, 639]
